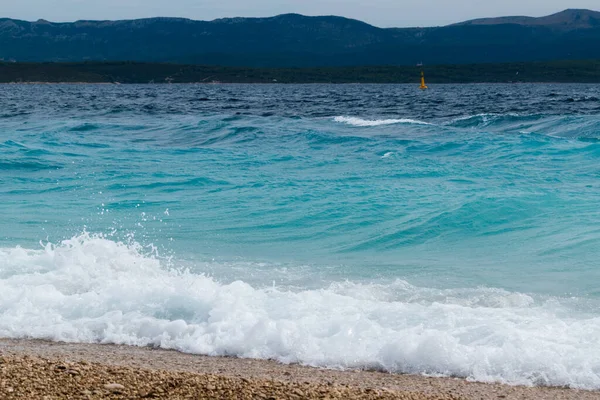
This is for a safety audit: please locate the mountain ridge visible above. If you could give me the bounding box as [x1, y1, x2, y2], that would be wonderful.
[6, 8, 600, 29]
[455, 9, 600, 29]
[0, 9, 599, 67]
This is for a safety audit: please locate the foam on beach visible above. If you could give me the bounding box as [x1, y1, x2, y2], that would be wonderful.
[1, 233, 600, 390]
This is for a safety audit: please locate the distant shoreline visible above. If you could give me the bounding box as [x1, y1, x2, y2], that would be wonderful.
[3, 81, 599, 85]
[1, 60, 600, 84]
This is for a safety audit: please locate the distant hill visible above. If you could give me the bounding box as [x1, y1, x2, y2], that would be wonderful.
[454, 9, 600, 29]
[0, 9, 599, 67]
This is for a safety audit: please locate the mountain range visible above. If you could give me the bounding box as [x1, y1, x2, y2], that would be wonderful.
[1, 9, 599, 67]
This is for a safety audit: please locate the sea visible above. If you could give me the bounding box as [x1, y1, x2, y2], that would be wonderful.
[1, 83, 600, 389]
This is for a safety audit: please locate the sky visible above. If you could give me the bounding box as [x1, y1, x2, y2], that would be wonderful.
[2, 0, 599, 27]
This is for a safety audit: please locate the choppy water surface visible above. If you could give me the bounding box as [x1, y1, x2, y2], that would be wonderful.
[2, 83, 600, 389]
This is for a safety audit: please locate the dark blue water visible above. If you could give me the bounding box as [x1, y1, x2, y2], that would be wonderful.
[1, 83, 600, 388]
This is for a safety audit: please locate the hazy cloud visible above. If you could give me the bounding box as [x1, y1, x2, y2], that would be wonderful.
[2, 0, 599, 27]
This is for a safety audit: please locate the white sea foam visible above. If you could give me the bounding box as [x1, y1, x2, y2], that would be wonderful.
[1, 234, 600, 389]
[334, 116, 430, 127]
[444, 113, 525, 127]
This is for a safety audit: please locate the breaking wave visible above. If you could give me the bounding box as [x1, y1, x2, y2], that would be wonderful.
[1, 234, 600, 390]
[333, 116, 431, 127]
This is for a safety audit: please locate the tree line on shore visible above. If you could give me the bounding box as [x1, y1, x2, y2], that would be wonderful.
[1, 60, 599, 84]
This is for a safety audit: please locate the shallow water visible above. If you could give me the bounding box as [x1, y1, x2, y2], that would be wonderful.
[2, 83, 600, 388]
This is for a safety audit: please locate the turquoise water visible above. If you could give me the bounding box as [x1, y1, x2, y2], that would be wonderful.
[2, 84, 600, 388]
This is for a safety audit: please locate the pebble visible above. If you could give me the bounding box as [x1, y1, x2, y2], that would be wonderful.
[104, 382, 126, 392]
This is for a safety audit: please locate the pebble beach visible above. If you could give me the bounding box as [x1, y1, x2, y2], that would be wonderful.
[1, 339, 598, 400]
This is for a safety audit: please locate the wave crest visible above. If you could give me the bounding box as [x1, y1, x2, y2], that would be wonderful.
[334, 116, 431, 127]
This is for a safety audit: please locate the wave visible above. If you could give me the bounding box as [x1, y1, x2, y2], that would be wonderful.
[0, 159, 62, 171]
[334, 116, 431, 127]
[564, 96, 600, 103]
[441, 113, 600, 140]
[331, 113, 600, 141]
[444, 113, 537, 128]
[1, 234, 600, 389]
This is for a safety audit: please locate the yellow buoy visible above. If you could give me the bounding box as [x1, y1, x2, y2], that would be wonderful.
[420, 70, 428, 90]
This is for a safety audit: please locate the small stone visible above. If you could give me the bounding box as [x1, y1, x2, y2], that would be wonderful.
[67, 369, 81, 376]
[104, 383, 125, 392]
